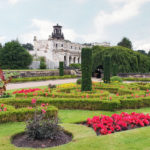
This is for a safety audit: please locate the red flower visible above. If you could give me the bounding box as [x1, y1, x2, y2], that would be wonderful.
[31, 98, 37, 104]
[42, 109, 46, 114]
[3, 108, 7, 111]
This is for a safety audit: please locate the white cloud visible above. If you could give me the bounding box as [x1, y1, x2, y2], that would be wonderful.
[8, 0, 21, 4]
[134, 39, 150, 52]
[85, 0, 150, 42]
[0, 36, 6, 43]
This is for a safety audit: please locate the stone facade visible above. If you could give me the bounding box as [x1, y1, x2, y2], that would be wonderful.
[30, 24, 110, 69]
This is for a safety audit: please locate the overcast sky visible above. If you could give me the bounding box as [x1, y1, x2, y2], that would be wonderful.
[0, 0, 150, 51]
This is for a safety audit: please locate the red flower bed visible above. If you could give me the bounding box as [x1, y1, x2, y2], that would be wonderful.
[86, 112, 150, 135]
[13, 88, 41, 94]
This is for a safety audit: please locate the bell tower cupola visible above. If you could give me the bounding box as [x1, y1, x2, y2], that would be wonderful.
[52, 24, 64, 40]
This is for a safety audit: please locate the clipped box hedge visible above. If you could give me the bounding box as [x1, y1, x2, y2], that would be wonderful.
[0, 105, 58, 123]
[0, 97, 120, 111]
[11, 75, 77, 83]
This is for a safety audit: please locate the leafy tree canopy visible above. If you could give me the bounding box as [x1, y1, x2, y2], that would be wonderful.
[117, 37, 132, 49]
[0, 43, 2, 49]
[0, 41, 33, 69]
[92, 46, 150, 73]
[22, 43, 34, 50]
[137, 50, 147, 55]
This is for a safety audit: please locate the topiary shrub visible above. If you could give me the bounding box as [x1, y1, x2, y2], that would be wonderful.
[40, 57, 46, 69]
[59, 62, 64, 76]
[76, 78, 82, 85]
[104, 56, 111, 83]
[111, 76, 123, 83]
[81, 48, 92, 91]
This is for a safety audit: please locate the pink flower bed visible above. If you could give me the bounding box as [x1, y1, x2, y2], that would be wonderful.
[86, 112, 150, 135]
[13, 88, 41, 94]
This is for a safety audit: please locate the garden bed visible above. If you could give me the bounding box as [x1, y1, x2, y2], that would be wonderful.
[12, 131, 72, 148]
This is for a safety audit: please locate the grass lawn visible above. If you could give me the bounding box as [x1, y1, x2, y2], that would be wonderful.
[1, 108, 150, 150]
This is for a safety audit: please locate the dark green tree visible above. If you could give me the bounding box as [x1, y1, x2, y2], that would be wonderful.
[117, 37, 132, 49]
[81, 48, 92, 91]
[22, 43, 34, 50]
[104, 56, 111, 83]
[40, 57, 46, 69]
[59, 62, 64, 76]
[92, 46, 150, 73]
[0, 43, 2, 49]
[137, 50, 147, 55]
[148, 50, 150, 57]
[0, 41, 32, 69]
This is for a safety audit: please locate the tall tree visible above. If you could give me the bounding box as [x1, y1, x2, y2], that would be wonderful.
[22, 43, 34, 50]
[117, 37, 132, 49]
[0, 43, 2, 49]
[137, 50, 147, 55]
[0, 41, 32, 69]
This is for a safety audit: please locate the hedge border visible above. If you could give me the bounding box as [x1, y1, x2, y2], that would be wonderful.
[11, 75, 77, 83]
[0, 105, 58, 123]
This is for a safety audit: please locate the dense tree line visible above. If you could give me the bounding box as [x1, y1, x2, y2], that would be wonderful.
[92, 46, 150, 73]
[0, 41, 32, 69]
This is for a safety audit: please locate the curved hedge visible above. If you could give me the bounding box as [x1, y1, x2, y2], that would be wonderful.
[0, 105, 58, 123]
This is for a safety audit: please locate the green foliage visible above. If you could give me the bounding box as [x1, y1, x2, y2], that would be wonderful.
[112, 64, 118, 76]
[0, 41, 32, 69]
[22, 43, 33, 50]
[104, 56, 111, 83]
[81, 48, 92, 91]
[11, 75, 77, 83]
[111, 76, 123, 83]
[117, 37, 132, 49]
[0, 43, 2, 49]
[69, 63, 81, 69]
[26, 116, 64, 140]
[59, 62, 64, 76]
[40, 57, 46, 69]
[76, 78, 82, 85]
[92, 46, 150, 73]
[0, 105, 58, 123]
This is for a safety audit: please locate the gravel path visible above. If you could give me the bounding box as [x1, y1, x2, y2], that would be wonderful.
[7, 78, 101, 90]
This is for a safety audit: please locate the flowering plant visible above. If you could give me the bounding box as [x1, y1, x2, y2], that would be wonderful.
[87, 112, 150, 135]
[26, 98, 63, 140]
[13, 88, 41, 94]
[0, 104, 7, 112]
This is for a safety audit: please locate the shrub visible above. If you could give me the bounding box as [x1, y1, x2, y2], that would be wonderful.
[70, 63, 81, 69]
[26, 98, 64, 140]
[26, 116, 64, 140]
[11, 75, 77, 83]
[104, 56, 111, 83]
[40, 57, 46, 69]
[59, 62, 64, 76]
[48, 84, 56, 89]
[76, 78, 82, 85]
[111, 76, 123, 83]
[81, 48, 92, 91]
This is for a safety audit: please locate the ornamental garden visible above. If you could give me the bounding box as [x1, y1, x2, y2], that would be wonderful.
[1, 48, 150, 149]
